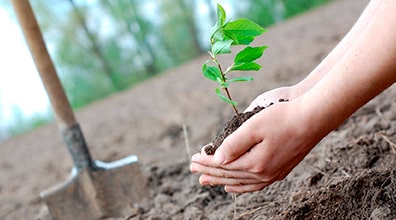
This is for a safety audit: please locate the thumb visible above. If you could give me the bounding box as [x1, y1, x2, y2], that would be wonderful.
[214, 119, 262, 165]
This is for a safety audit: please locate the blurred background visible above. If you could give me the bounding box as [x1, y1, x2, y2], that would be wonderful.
[0, 0, 330, 142]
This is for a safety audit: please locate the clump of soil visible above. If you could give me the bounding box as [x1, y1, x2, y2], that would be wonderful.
[204, 106, 265, 155]
[204, 98, 288, 155]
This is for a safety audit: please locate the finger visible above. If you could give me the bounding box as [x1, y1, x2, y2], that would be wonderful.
[217, 138, 274, 173]
[191, 149, 265, 174]
[191, 152, 220, 168]
[224, 182, 271, 193]
[190, 162, 256, 179]
[193, 140, 278, 182]
[199, 174, 263, 186]
[193, 142, 270, 173]
[215, 115, 263, 165]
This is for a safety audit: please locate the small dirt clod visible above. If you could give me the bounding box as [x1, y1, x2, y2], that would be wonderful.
[204, 106, 265, 155]
[204, 98, 290, 155]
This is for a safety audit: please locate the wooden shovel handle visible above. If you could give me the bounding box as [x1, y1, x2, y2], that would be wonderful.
[11, 0, 76, 129]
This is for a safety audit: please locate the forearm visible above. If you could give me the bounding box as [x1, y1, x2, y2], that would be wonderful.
[295, 1, 379, 95]
[301, 0, 396, 137]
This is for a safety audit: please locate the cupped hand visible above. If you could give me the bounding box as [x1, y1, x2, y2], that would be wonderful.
[190, 97, 322, 193]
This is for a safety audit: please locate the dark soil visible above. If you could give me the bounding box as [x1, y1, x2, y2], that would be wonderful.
[204, 106, 265, 155]
[284, 170, 396, 219]
[4, 1, 396, 220]
[131, 121, 396, 219]
[204, 98, 288, 155]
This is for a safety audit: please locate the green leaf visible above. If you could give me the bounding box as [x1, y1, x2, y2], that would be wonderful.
[228, 76, 254, 83]
[216, 3, 226, 26]
[223, 18, 266, 45]
[216, 88, 238, 106]
[231, 62, 262, 71]
[222, 31, 255, 45]
[202, 62, 222, 82]
[210, 26, 225, 43]
[224, 18, 266, 36]
[233, 35, 255, 45]
[234, 46, 267, 64]
[212, 39, 233, 55]
[210, 3, 227, 43]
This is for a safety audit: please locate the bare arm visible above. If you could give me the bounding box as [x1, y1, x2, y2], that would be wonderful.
[295, 0, 381, 95]
[301, 0, 396, 138]
[246, 1, 379, 110]
[191, 0, 396, 193]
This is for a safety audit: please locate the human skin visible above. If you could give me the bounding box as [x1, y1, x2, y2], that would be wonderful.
[190, 0, 396, 193]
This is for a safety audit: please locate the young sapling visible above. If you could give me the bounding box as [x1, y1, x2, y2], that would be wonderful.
[202, 4, 272, 155]
[202, 3, 267, 115]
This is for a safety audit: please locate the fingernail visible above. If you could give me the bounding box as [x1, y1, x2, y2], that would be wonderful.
[214, 150, 225, 164]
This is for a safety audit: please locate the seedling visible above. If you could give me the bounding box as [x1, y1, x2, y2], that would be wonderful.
[202, 3, 267, 115]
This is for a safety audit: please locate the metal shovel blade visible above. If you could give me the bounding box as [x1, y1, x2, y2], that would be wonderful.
[41, 156, 148, 220]
[39, 124, 149, 220]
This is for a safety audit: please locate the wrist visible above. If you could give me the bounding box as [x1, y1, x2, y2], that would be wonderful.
[294, 90, 341, 142]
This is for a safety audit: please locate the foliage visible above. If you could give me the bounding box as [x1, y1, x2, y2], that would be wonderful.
[281, 0, 330, 18]
[202, 3, 267, 114]
[236, 0, 331, 28]
[2, 106, 51, 141]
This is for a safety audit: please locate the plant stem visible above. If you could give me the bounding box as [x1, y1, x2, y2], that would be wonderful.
[215, 59, 239, 115]
[224, 87, 239, 114]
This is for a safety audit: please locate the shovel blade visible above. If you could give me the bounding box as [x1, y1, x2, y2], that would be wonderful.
[40, 155, 148, 220]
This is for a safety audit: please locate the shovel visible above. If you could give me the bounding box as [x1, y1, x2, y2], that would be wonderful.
[11, 0, 149, 219]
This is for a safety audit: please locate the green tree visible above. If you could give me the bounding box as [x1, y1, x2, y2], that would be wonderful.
[67, 0, 121, 90]
[281, 0, 330, 18]
[157, 0, 203, 64]
[204, 0, 216, 24]
[31, 0, 136, 108]
[100, 0, 158, 76]
[236, 0, 283, 27]
[177, 0, 205, 54]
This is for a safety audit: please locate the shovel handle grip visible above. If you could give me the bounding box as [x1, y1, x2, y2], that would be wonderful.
[11, 0, 76, 129]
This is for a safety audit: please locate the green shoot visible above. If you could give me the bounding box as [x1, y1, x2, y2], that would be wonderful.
[202, 3, 267, 114]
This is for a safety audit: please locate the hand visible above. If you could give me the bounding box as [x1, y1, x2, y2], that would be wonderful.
[191, 0, 396, 194]
[190, 98, 321, 193]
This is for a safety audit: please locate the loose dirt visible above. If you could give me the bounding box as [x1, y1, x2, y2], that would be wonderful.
[204, 106, 265, 155]
[1, 0, 395, 219]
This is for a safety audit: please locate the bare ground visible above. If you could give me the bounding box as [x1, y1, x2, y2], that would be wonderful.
[1, 0, 396, 219]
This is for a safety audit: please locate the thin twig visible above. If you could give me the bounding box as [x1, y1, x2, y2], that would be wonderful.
[341, 169, 351, 177]
[378, 133, 396, 154]
[183, 124, 192, 164]
[235, 202, 271, 219]
[183, 124, 196, 186]
[307, 164, 327, 176]
[232, 193, 238, 220]
[170, 192, 210, 216]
